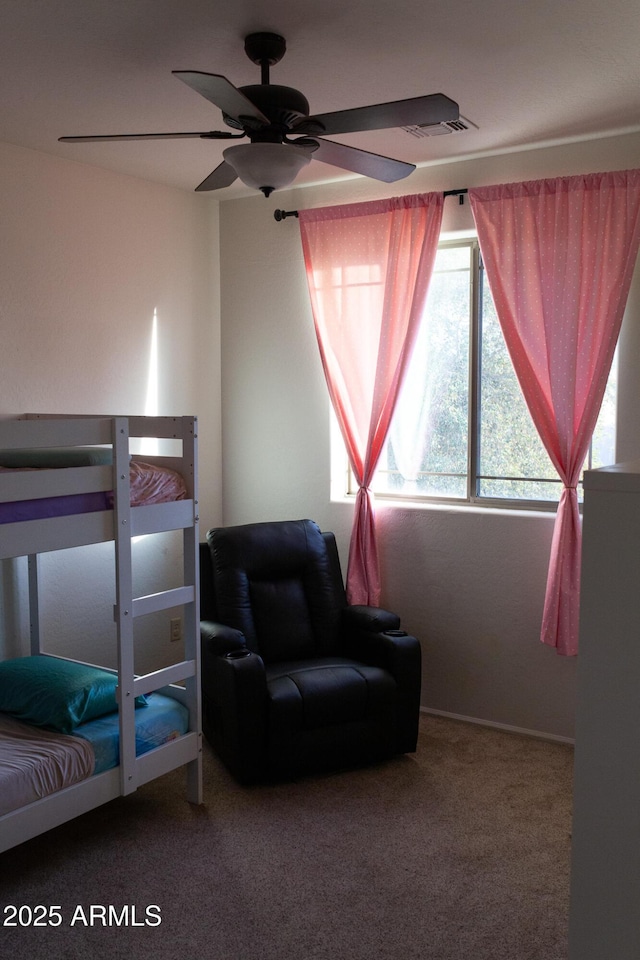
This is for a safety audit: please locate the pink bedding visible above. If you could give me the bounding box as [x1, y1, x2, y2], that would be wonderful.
[117, 461, 187, 507]
[0, 714, 95, 816]
[0, 461, 187, 524]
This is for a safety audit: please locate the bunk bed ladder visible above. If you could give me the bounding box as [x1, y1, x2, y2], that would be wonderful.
[112, 416, 203, 802]
[180, 414, 202, 804]
[113, 417, 137, 795]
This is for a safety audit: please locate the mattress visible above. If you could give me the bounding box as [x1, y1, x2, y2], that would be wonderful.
[74, 692, 189, 774]
[0, 693, 189, 816]
[0, 460, 187, 525]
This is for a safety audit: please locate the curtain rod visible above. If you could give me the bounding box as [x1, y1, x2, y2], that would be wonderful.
[273, 188, 468, 222]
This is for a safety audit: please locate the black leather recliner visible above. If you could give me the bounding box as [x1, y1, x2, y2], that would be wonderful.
[200, 519, 421, 784]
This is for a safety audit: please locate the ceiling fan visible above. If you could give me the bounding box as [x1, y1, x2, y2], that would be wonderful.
[59, 32, 459, 197]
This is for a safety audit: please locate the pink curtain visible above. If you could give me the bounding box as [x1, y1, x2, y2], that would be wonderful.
[470, 170, 640, 655]
[299, 194, 443, 604]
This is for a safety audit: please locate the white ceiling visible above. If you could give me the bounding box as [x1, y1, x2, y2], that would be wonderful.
[2, 0, 639, 199]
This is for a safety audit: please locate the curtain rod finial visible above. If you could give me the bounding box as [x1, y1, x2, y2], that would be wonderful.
[274, 209, 299, 221]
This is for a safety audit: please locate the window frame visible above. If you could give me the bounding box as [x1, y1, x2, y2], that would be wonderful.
[343, 234, 616, 512]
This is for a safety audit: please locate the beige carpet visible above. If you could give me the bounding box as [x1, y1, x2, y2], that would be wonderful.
[0, 715, 573, 960]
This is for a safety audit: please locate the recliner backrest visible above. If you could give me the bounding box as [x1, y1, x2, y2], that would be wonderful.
[206, 519, 347, 663]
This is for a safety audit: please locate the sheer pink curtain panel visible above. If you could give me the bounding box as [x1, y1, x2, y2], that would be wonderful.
[469, 169, 640, 655]
[299, 194, 443, 604]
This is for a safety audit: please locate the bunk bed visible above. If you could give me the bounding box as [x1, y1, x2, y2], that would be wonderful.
[0, 414, 202, 853]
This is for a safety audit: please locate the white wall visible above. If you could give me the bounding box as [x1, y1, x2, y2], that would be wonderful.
[218, 130, 640, 740]
[0, 140, 223, 670]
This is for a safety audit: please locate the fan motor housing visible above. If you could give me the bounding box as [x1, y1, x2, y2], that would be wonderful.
[224, 84, 311, 132]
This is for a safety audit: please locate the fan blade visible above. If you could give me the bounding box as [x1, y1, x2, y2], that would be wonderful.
[296, 93, 459, 136]
[310, 138, 415, 183]
[59, 131, 240, 142]
[173, 71, 269, 127]
[194, 161, 238, 192]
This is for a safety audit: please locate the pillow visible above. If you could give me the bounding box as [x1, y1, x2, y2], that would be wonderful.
[0, 446, 116, 468]
[0, 656, 147, 734]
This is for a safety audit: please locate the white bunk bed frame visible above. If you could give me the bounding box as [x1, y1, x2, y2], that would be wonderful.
[0, 413, 203, 853]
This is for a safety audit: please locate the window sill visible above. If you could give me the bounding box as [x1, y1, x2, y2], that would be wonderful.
[331, 490, 561, 520]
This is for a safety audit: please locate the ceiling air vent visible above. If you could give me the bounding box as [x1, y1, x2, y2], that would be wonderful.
[402, 116, 478, 138]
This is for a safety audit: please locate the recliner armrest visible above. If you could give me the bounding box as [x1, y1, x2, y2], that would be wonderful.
[342, 626, 419, 674]
[341, 605, 401, 634]
[342, 627, 422, 755]
[200, 637, 269, 785]
[200, 620, 247, 657]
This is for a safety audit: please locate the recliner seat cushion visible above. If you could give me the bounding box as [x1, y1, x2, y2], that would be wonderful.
[266, 658, 396, 732]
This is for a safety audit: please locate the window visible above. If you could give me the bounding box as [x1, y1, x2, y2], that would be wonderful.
[346, 237, 617, 507]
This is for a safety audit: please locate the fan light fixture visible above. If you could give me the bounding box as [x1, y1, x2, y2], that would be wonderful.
[222, 142, 311, 197]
